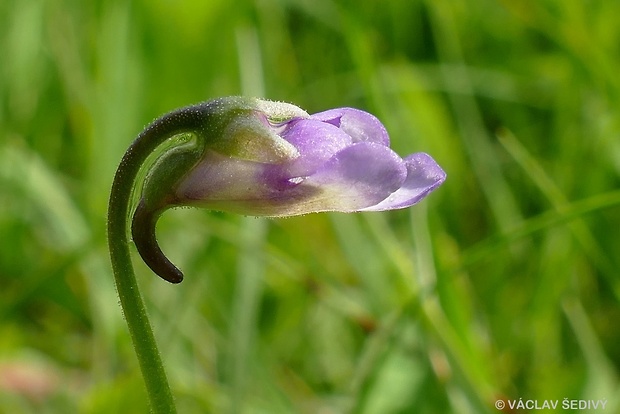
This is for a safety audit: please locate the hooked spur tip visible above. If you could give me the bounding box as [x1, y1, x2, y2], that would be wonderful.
[131, 199, 185, 284]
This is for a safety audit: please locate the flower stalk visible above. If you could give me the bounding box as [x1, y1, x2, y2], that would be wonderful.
[107, 104, 208, 412]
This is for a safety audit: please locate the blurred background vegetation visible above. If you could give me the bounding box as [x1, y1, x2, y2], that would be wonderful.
[1, 0, 619, 412]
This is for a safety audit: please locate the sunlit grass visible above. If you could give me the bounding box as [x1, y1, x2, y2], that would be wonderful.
[1, 0, 619, 412]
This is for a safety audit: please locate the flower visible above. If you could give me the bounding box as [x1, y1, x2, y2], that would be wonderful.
[132, 97, 446, 282]
[165, 98, 445, 217]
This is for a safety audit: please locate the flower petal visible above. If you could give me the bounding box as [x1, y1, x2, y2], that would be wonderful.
[175, 151, 268, 204]
[281, 119, 352, 177]
[311, 108, 390, 145]
[360, 153, 446, 211]
[286, 141, 407, 213]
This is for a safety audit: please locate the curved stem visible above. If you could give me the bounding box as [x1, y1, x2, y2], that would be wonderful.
[107, 104, 207, 413]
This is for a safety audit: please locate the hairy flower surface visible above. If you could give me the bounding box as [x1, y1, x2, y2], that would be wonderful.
[167, 98, 445, 216]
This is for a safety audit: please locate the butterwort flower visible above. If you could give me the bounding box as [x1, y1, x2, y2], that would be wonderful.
[131, 97, 445, 282]
[108, 96, 446, 412]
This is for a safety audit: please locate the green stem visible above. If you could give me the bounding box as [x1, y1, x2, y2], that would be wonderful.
[107, 105, 205, 413]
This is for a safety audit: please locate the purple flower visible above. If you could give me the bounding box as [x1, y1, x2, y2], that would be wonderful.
[132, 97, 445, 282]
[171, 99, 446, 217]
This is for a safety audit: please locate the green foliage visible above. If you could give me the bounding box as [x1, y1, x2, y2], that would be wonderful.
[1, 0, 619, 412]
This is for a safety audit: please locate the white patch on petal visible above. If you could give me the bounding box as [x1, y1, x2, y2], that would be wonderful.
[287, 176, 305, 185]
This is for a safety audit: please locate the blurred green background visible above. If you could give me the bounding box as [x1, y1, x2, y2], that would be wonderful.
[1, 0, 619, 412]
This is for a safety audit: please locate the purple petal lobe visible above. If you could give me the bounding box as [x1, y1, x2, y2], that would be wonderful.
[281, 119, 352, 177]
[293, 142, 407, 213]
[360, 153, 446, 211]
[311, 108, 390, 145]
